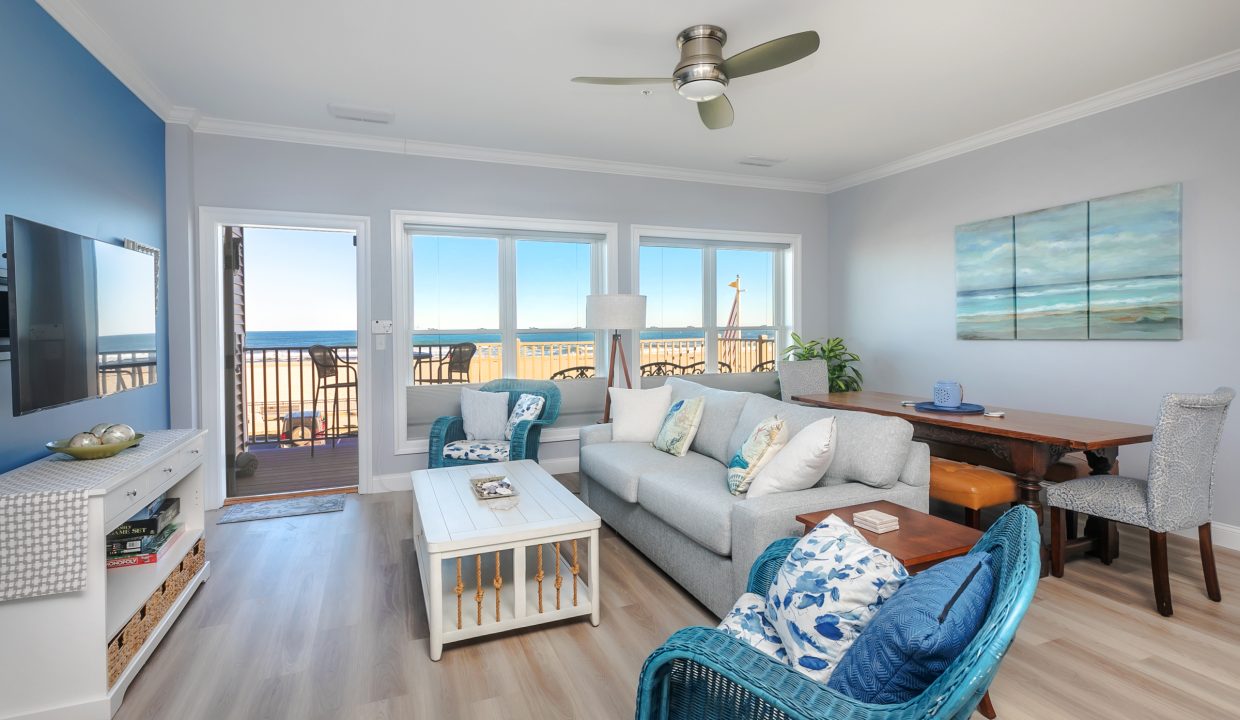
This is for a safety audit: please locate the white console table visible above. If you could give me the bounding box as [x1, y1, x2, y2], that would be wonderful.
[0, 429, 209, 720]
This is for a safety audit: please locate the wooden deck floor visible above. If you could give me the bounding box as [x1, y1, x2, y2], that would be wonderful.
[233, 440, 358, 498]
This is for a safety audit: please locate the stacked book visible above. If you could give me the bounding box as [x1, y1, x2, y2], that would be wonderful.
[853, 509, 900, 534]
[106, 495, 183, 569]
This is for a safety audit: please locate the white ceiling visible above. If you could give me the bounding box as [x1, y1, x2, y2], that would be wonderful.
[50, 0, 1240, 189]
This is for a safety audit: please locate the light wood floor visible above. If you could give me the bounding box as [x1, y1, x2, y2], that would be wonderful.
[115, 476, 1240, 720]
[233, 440, 359, 497]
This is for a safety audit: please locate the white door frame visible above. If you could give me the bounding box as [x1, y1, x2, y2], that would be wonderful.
[196, 207, 373, 509]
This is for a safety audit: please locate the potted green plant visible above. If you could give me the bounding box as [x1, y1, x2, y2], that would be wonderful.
[783, 334, 863, 392]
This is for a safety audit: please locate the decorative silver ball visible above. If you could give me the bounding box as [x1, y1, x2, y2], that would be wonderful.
[90, 422, 112, 438]
[102, 424, 136, 444]
[69, 432, 102, 447]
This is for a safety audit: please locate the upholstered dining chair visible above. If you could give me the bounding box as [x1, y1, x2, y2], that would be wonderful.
[1048, 387, 1235, 617]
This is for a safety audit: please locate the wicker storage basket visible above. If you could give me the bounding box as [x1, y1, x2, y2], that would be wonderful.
[106, 537, 206, 687]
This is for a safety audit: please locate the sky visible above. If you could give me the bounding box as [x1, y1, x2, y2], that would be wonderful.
[95, 241, 156, 336]
[243, 227, 357, 331]
[243, 229, 777, 333]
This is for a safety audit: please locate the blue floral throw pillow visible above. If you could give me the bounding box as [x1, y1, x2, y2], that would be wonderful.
[716, 592, 787, 663]
[504, 393, 545, 440]
[766, 514, 908, 682]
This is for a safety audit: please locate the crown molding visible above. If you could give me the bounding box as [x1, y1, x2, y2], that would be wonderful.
[36, 0, 173, 119]
[191, 116, 834, 194]
[821, 48, 1240, 194]
[166, 105, 201, 129]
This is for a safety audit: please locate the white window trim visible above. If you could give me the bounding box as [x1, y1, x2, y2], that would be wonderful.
[195, 207, 373, 509]
[391, 210, 618, 455]
[630, 224, 801, 379]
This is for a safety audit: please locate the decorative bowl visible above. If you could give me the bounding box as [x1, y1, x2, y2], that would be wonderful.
[46, 433, 144, 460]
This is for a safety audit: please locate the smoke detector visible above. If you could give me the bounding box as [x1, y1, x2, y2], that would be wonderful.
[327, 104, 395, 124]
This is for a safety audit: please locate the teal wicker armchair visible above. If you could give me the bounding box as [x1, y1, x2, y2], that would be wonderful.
[427, 379, 561, 468]
[635, 506, 1040, 720]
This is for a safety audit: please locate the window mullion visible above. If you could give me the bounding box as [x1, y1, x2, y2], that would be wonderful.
[703, 246, 718, 372]
[499, 234, 518, 378]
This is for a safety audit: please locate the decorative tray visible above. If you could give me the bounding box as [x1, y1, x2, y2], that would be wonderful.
[913, 402, 986, 415]
[470, 474, 518, 500]
[46, 433, 145, 460]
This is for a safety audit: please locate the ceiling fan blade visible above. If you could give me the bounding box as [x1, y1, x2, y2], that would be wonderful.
[571, 76, 671, 85]
[698, 94, 734, 130]
[722, 30, 820, 79]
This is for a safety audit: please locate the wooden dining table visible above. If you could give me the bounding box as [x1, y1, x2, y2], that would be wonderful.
[791, 391, 1155, 525]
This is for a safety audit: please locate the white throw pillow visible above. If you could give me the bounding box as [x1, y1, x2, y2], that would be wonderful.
[460, 388, 509, 441]
[609, 385, 672, 442]
[747, 417, 838, 498]
[766, 515, 908, 682]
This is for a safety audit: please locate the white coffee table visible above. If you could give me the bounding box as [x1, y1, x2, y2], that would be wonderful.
[411, 460, 601, 660]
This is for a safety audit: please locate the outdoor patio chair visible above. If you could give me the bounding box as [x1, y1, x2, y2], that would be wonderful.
[550, 365, 595, 380]
[635, 506, 1041, 720]
[427, 379, 562, 468]
[307, 344, 357, 457]
[423, 342, 477, 384]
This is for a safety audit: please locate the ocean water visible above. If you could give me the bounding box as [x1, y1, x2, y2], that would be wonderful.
[957, 274, 1181, 340]
[244, 329, 772, 349]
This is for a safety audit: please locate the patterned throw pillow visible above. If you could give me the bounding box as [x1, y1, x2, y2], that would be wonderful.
[653, 397, 705, 457]
[717, 592, 787, 663]
[727, 416, 787, 495]
[766, 514, 908, 682]
[504, 393, 545, 440]
[827, 555, 994, 704]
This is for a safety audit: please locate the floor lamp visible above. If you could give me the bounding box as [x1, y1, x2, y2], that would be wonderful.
[586, 294, 647, 423]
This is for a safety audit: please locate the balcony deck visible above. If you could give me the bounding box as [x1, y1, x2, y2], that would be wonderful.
[234, 438, 358, 497]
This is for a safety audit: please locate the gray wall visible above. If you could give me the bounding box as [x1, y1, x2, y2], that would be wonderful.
[826, 72, 1240, 526]
[185, 133, 830, 477]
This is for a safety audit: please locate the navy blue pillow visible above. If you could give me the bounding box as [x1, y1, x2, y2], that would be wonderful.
[826, 554, 995, 704]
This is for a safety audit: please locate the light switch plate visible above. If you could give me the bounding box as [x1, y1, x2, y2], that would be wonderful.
[371, 320, 393, 334]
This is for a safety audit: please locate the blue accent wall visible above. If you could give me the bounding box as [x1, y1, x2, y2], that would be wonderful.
[0, 0, 168, 472]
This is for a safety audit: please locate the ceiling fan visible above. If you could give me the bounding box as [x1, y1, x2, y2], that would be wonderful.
[572, 25, 820, 130]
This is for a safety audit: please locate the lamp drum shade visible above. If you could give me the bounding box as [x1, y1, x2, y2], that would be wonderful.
[586, 294, 647, 330]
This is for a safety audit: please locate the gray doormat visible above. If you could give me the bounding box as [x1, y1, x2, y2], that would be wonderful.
[217, 494, 346, 524]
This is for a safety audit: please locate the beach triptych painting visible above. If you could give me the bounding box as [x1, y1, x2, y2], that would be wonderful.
[955, 183, 1182, 341]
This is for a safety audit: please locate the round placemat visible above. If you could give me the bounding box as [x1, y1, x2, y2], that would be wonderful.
[913, 401, 986, 415]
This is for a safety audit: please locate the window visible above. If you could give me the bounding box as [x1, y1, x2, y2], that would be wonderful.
[639, 236, 789, 376]
[409, 226, 604, 385]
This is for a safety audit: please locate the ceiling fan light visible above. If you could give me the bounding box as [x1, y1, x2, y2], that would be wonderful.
[678, 79, 725, 102]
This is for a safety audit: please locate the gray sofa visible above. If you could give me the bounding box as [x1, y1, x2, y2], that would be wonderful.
[578, 377, 930, 618]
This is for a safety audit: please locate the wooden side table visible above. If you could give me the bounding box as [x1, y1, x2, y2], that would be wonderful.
[795, 500, 994, 718]
[796, 500, 982, 572]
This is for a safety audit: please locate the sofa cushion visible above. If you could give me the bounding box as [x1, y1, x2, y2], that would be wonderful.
[443, 440, 510, 462]
[579, 442, 681, 502]
[638, 455, 739, 556]
[665, 377, 748, 464]
[728, 395, 913, 489]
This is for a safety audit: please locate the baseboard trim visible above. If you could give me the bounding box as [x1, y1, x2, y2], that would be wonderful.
[538, 456, 580, 475]
[1174, 520, 1240, 553]
[367, 456, 580, 496]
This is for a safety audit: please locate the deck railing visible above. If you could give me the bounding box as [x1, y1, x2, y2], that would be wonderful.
[241, 346, 358, 446]
[98, 352, 158, 394]
[409, 336, 776, 384]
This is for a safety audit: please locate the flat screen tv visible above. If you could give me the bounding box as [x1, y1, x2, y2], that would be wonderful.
[5, 216, 159, 415]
